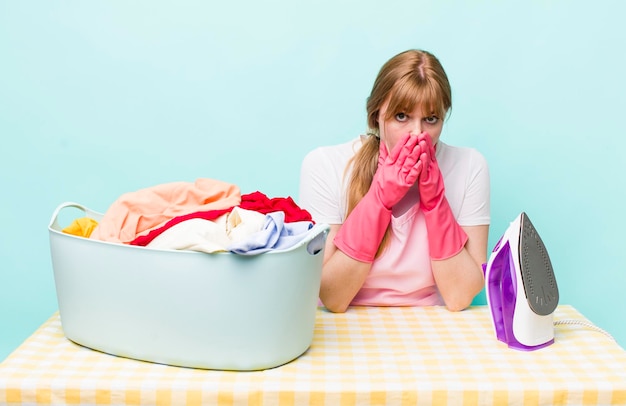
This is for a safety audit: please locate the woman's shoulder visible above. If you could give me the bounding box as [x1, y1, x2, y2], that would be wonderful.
[437, 141, 488, 167]
[437, 140, 483, 155]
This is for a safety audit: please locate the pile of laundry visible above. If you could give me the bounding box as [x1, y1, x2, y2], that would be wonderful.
[62, 178, 315, 256]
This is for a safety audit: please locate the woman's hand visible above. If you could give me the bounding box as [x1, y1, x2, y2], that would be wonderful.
[374, 133, 425, 210]
[333, 133, 425, 264]
[415, 132, 443, 211]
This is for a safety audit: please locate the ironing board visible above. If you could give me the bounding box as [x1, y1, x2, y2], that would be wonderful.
[1, 305, 625, 405]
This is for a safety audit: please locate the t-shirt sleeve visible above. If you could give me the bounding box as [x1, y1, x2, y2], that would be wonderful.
[457, 149, 491, 226]
[298, 146, 345, 225]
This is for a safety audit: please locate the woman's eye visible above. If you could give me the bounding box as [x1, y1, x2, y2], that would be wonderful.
[424, 115, 439, 124]
[395, 113, 408, 122]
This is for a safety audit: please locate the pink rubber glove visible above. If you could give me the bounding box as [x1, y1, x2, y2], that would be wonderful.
[418, 133, 468, 260]
[334, 133, 424, 262]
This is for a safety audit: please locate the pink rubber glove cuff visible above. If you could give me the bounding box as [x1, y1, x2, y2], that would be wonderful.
[423, 196, 468, 260]
[418, 133, 468, 260]
[333, 190, 392, 263]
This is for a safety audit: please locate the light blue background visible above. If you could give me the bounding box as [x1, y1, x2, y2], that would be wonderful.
[1, 1, 625, 361]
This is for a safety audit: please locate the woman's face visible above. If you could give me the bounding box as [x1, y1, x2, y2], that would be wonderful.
[377, 100, 445, 153]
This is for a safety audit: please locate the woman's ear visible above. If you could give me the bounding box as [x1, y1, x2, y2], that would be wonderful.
[366, 127, 380, 138]
[368, 110, 380, 134]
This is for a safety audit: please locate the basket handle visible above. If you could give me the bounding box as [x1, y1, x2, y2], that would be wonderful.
[305, 223, 330, 256]
[48, 202, 102, 230]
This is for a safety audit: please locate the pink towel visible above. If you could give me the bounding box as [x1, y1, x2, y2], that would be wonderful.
[90, 178, 241, 243]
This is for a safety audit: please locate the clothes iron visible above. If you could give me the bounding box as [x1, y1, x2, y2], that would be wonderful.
[484, 212, 559, 350]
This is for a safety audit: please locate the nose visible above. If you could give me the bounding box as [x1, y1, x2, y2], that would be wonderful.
[409, 120, 423, 136]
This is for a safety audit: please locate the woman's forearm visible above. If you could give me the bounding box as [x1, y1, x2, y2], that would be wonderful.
[318, 225, 372, 313]
[431, 250, 485, 311]
[432, 225, 489, 311]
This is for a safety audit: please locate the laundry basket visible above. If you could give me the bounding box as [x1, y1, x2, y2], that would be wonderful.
[48, 202, 329, 371]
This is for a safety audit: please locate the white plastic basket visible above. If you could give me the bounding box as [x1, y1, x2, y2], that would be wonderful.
[48, 202, 329, 371]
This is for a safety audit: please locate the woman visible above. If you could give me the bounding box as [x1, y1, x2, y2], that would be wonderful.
[299, 49, 490, 313]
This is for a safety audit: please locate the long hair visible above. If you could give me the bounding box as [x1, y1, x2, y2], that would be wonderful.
[345, 49, 452, 257]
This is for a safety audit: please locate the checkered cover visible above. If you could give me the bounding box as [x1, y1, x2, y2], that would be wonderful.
[1, 305, 625, 405]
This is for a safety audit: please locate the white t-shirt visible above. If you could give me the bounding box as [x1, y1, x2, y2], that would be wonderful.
[299, 137, 490, 306]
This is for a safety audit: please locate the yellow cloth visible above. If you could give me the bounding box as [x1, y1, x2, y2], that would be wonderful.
[62, 217, 99, 238]
[1, 306, 625, 405]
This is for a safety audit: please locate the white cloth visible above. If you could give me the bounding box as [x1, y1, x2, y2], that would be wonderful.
[147, 207, 267, 253]
[146, 207, 315, 255]
[298, 137, 490, 306]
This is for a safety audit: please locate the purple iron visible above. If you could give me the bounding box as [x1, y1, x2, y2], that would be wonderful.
[484, 212, 559, 350]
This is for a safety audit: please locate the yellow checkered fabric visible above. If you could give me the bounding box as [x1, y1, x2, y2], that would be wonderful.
[1, 305, 625, 405]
